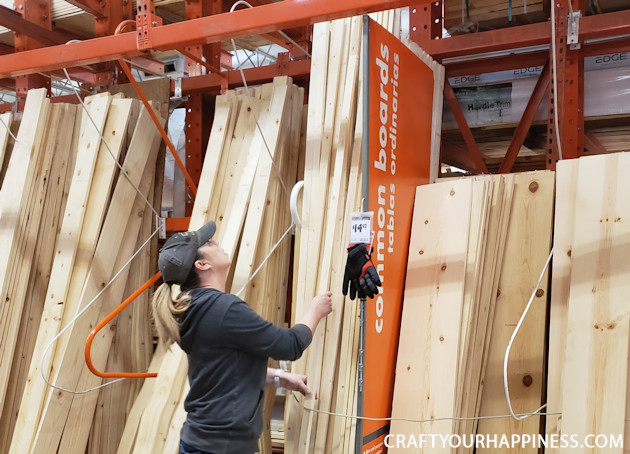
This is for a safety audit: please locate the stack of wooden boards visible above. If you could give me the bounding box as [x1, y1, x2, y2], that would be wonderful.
[0, 89, 163, 454]
[390, 171, 554, 453]
[546, 152, 630, 453]
[443, 0, 547, 34]
[114, 76, 305, 454]
[282, 10, 400, 454]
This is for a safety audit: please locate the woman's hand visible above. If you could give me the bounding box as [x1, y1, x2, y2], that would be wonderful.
[311, 291, 333, 320]
[279, 371, 310, 396]
[298, 291, 333, 335]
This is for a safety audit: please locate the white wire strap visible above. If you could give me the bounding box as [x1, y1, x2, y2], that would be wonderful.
[62, 66, 160, 220]
[40, 226, 160, 394]
[503, 246, 554, 420]
[38, 51, 166, 394]
[229, 0, 302, 199]
[294, 393, 560, 423]
[234, 224, 294, 298]
[0, 113, 17, 142]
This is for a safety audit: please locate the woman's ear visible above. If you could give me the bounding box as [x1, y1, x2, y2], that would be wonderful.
[194, 259, 212, 271]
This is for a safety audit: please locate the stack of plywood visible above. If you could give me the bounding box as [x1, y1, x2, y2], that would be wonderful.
[2, 90, 164, 454]
[390, 171, 554, 454]
[546, 153, 630, 453]
[444, 0, 547, 34]
[115, 76, 304, 454]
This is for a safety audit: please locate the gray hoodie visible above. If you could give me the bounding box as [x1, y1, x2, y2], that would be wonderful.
[178, 287, 312, 454]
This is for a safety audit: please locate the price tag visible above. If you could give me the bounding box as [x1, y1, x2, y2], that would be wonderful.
[349, 212, 373, 244]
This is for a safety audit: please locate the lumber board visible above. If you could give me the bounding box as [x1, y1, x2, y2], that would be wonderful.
[330, 72, 364, 453]
[191, 93, 236, 222]
[9, 97, 130, 454]
[213, 97, 261, 246]
[390, 179, 473, 453]
[116, 343, 168, 454]
[29, 104, 164, 454]
[558, 153, 630, 453]
[59, 164, 157, 454]
[299, 18, 351, 453]
[457, 175, 510, 448]
[232, 77, 291, 299]
[472, 174, 514, 439]
[131, 347, 188, 454]
[51, 95, 118, 364]
[544, 159, 578, 451]
[286, 22, 332, 450]
[454, 178, 492, 441]
[257, 83, 301, 454]
[87, 179, 155, 454]
[476, 171, 554, 453]
[0, 88, 50, 410]
[313, 17, 362, 454]
[0, 103, 76, 454]
[162, 385, 188, 454]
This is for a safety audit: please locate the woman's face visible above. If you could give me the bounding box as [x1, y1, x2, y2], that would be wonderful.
[198, 239, 231, 270]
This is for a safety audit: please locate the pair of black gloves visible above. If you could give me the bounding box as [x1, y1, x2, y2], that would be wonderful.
[342, 244, 381, 300]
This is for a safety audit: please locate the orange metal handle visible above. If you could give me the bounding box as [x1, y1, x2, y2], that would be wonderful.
[84, 21, 198, 380]
[114, 20, 198, 196]
[85, 271, 162, 378]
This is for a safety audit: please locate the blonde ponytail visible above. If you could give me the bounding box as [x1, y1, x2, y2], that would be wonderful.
[151, 282, 192, 346]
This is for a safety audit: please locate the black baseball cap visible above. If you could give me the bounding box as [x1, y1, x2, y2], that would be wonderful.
[158, 220, 217, 284]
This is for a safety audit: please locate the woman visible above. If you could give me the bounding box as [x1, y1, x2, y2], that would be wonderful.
[152, 220, 333, 454]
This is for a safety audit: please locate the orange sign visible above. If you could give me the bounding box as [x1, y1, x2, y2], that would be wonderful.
[363, 17, 434, 453]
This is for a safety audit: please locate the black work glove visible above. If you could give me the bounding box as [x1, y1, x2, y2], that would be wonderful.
[342, 244, 381, 300]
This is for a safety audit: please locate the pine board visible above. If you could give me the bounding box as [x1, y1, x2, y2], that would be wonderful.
[558, 153, 630, 453]
[9, 98, 131, 454]
[457, 174, 510, 447]
[191, 93, 236, 222]
[299, 19, 351, 453]
[285, 21, 331, 452]
[390, 179, 473, 453]
[545, 159, 579, 450]
[0, 103, 76, 454]
[116, 343, 168, 454]
[231, 77, 291, 298]
[0, 88, 50, 410]
[59, 165, 156, 454]
[476, 171, 554, 453]
[30, 104, 164, 454]
[313, 18, 361, 453]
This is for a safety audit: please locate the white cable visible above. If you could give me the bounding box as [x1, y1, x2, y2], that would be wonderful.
[503, 247, 554, 420]
[234, 224, 294, 298]
[40, 226, 160, 394]
[277, 30, 312, 58]
[38, 40, 166, 394]
[0, 113, 17, 142]
[61, 67, 160, 221]
[294, 394, 560, 423]
[229, 1, 291, 199]
[550, 1, 564, 160]
[230, 0, 311, 58]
